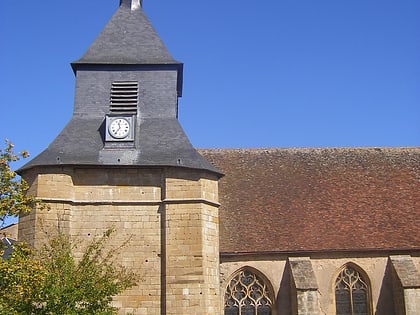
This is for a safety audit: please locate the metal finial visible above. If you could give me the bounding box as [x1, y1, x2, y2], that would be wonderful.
[120, 0, 142, 10]
[131, 0, 142, 10]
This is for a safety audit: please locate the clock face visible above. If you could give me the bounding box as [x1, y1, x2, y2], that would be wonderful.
[108, 118, 130, 139]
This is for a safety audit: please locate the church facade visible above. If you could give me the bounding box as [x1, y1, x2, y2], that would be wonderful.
[17, 1, 419, 314]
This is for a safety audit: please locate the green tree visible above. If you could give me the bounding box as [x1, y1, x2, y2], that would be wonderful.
[0, 141, 138, 314]
[0, 229, 138, 315]
[0, 139, 39, 225]
[0, 243, 46, 315]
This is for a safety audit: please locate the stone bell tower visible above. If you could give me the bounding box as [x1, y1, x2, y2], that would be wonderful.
[18, 1, 222, 314]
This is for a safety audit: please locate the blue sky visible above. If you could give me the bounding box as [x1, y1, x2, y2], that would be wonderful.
[0, 1, 419, 167]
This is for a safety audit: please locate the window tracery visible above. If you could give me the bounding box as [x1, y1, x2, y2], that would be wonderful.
[335, 264, 371, 315]
[224, 268, 273, 315]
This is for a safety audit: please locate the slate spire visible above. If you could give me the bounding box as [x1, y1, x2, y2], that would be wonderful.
[73, 0, 178, 67]
[19, 1, 220, 176]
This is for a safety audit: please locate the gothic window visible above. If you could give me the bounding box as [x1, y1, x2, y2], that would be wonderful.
[224, 268, 274, 315]
[335, 264, 371, 315]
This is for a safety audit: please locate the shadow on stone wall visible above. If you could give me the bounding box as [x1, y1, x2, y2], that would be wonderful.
[375, 260, 395, 315]
[276, 261, 292, 315]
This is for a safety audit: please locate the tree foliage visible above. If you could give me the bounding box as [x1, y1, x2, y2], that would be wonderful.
[0, 140, 39, 224]
[0, 141, 138, 314]
[0, 229, 138, 314]
[0, 243, 46, 314]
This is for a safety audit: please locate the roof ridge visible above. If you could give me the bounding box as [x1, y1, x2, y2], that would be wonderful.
[198, 147, 420, 153]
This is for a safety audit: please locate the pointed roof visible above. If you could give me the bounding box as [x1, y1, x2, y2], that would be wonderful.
[18, 1, 219, 176]
[72, 0, 179, 67]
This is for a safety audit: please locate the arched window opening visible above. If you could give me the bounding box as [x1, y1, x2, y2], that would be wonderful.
[224, 268, 274, 315]
[335, 264, 371, 315]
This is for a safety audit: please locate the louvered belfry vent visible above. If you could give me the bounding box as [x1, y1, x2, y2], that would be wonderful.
[110, 81, 139, 113]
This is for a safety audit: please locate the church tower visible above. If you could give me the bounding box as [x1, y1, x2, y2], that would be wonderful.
[18, 1, 222, 314]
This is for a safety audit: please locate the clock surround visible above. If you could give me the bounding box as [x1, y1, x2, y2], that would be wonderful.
[105, 115, 135, 142]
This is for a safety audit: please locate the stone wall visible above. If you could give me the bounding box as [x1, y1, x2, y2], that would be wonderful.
[16, 165, 420, 314]
[220, 255, 420, 315]
[289, 257, 320, 315]
[0, 223, 18, 240]
[19, 166, 220, 315]
[390, 255, 420, 315]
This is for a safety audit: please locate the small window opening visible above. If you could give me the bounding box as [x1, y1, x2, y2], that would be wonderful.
[110, 81, 138, 114]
